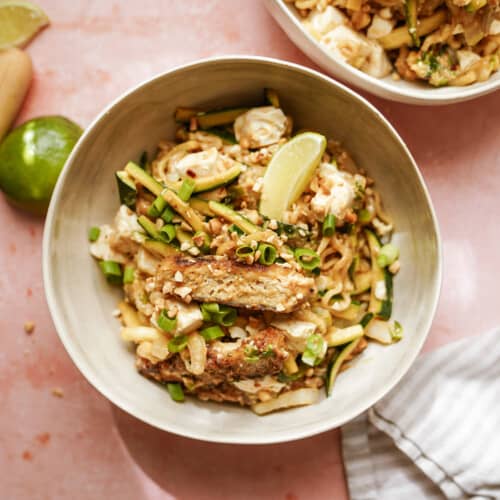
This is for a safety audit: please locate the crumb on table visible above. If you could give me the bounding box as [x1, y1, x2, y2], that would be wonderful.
[51, 387, 64, 398]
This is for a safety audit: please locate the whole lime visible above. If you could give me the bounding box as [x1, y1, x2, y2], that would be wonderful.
[0, 116, 82, 215]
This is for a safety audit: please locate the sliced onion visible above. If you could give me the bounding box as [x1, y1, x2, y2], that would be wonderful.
[330, 293, 352, 312]
[364, 319, 392, 344]
[136, 341, 155, 362]
[233, 376, 285, 394]
[118, 301, 142, 327]
[136, 247, 161, 275]
[137, 340, 166, 364]
[185, 332, 207, 375]
[228, 326, 247, 339]
[150, 337, 170, 361]
[251, 388, 320, 415]
[121, 326, 162, 343]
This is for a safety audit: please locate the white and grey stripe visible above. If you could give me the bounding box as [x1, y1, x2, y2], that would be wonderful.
[342, 327, 500, 500]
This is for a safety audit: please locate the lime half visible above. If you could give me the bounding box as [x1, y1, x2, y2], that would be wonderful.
[0, 116, 82, 215]
[259, 132, 327, 220]
[0, 1, 50, 49]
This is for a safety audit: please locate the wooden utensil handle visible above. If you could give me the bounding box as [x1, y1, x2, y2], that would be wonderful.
[0, 48, 33, 142]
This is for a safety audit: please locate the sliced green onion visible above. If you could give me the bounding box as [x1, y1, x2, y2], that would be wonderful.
[201, 303, 218, 314]
[166, 383, 184, 402]
[88, 226, 101, 242]
[357, 209, 372, 224]
[213, 306, 237, 326]
[294, 248, 320, 271]
[167, 335, 188, 352]
[200, 303, 220, 321]
[276, 221, 310, 239]
[258, 243, 277, 265]
[178, 178, 196, 202]
[244, 346, 260, 363]
[160, 224, 176, 243]
[161, 205, 175, 223]
[376, 243, 399, 268]
[200, 325, 225, 341]
[148, 195, 167, 218]
[236, 244, 255, 259]
[228, 224, 244, 235]
[158, 309, 177, 333]
[123, 266, 135, 284]
[99, 260, 122, 285]
[262, 344, 275, 357]
[139, 216, 176, 245]
[390, 320, 403, 341]
[322, 214, 336, 237]
[200, 303, 237, 326]
[301, 334, 327, 367]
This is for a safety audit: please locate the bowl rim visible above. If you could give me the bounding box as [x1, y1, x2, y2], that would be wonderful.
[264, 0, 500, 105]
[43, 55, 443, 444]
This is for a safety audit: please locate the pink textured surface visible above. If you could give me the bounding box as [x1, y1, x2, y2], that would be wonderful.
[0, 1, 498, 498]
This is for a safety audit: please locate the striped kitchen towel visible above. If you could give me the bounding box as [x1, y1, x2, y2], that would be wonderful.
[341, 327, 500, 500]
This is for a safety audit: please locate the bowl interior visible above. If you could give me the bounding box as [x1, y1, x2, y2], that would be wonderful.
[44, 58, 441, 443]
[265, 0, 500, 105]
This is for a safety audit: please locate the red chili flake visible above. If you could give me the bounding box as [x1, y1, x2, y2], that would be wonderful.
[36, 432, 51, 445]
[186, 169, 197, 178]
[26, 288, 33, 297]
[22, 450, 33, 461]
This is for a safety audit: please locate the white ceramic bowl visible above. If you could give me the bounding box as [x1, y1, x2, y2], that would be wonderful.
[43, 56, 441, 444]
[265, 0, 500, 105]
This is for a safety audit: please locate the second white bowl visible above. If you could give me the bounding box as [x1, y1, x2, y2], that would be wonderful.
[265, 0, 500, 105]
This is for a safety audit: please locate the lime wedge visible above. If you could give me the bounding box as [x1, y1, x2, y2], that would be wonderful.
[259, 132, 327, 220]
[0, 1, 50, 49]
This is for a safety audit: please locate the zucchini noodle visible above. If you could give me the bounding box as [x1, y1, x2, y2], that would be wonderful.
[374, 190, 392, 225]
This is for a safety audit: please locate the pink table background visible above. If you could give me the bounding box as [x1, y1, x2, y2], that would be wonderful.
[1, 1, 498, 498]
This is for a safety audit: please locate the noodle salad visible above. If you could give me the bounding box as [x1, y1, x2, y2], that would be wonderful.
[288, 0, 500, 87]
[88, 90, 402, 414]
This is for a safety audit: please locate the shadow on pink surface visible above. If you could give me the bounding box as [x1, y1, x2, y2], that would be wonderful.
[111, 404, 348, 500]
